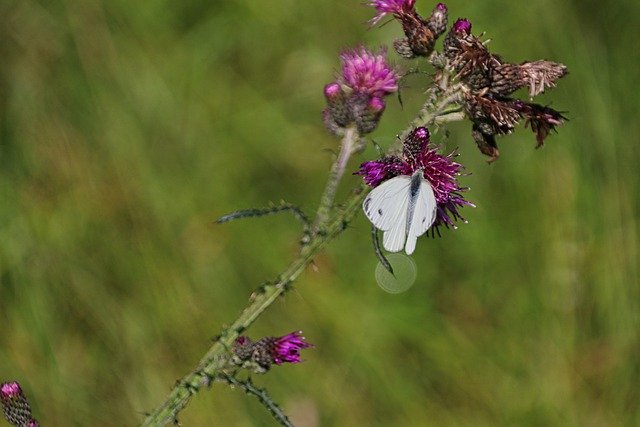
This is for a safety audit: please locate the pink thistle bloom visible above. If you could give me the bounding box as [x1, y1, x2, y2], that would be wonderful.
[0, 383, 21, 399]
[367, 0, 416, 25]
[356, 127, 473, 230]
[452, 18, 472, 34]
[271, 331, 314, 365]
[233, 331, 313, 370]
[358, 156, 407, 187]
[324, 47, 398, 135]
[340, 47, 398, 97]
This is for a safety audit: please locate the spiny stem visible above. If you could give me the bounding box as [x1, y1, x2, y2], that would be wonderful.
[216, 203, 309, 227]
[313, 125, 359, 233]
[399, 83, 463, 141]
[216, 202, 311, 241]
[140, 187, 366, 426]
[217, 374, 293, 427]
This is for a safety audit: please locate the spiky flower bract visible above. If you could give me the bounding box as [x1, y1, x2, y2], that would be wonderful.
[442, 17, 568, 159]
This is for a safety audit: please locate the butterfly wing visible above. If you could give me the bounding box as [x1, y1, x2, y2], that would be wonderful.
[363, 176, 411, 252]
[404, 178, 437, 255]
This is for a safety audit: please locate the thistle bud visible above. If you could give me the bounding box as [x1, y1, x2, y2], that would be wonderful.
[402, 126, 430, 161]
[427, 3, 448, 37]
[393, 38, 416, 59]
[464, 93, 520, 136]
[444, 17, 471, 59]
[354, 96, 386, 135]
[1, 382, 39, 427]
[399, 14, 437, 57]
[490, 60, 568, 97]
[323, 82, 352, 127]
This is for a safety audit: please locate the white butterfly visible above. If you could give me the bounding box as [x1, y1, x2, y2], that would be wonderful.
[363, 169, 437, 255]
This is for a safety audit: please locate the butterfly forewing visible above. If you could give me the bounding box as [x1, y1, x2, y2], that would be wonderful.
[363, 176, 412, 232]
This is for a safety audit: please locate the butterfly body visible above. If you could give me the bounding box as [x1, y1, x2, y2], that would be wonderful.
[363, 169, 437, 255]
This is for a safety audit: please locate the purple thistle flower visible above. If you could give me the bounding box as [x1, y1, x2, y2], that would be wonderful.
[340, 47, 398, 97]
[271, 331, 313, 365]
[452, 18, 472, 34]
[367, 0, 416, 25]
[233, 331, 313, 371]
[1, 381, 39, 427]
[356, 127, 473, 230]
[357, 156, 407, 187]
[324, 47, 398, 135]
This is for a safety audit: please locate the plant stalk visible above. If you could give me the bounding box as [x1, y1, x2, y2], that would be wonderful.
[313, 125, 359, 233]
[141, 186, 367, 426]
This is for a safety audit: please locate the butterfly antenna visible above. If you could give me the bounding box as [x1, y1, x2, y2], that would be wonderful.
[372, 225, 394, 276]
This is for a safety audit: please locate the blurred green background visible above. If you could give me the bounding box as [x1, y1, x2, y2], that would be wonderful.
[1, 0, 638, 425]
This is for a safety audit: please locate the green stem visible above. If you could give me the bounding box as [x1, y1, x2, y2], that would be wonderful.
[313, 125, 359, 233]
[141, 186, 367, 426]
[399, 83, 463, 140]
[217, 374, 294, 427]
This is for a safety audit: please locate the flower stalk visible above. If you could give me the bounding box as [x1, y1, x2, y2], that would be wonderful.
[313, 125, 359, 233]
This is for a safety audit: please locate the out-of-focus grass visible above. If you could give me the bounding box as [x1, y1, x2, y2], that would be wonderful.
[1, 0, 638, 425]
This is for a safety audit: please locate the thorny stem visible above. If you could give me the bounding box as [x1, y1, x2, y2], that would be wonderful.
[217, 374, 294, 427]
[141, 67, 463, 427]
[140, 187, 366, 426]
[399, 83, 464, 141]
[313, 125, 359, 233]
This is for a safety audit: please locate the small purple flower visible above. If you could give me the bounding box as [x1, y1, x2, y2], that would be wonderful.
[452, 18, 472, 34]
[1, 381, 39, 427]
[356, 127, 473, 230]
[233, 331, 313, 371]
[357, 156, 407, 187]
[340, 47, 398, 97]
[0, 383, 21, 399]
[272, 331, 313, 365]
[367, 0, 416, 25]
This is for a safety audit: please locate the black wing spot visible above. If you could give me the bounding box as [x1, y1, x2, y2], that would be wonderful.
[378, 208, 383, 215]
[364, 198, 371, 214]
[422, 217, 426, 224]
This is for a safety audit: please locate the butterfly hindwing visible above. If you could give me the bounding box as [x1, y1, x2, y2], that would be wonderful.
[382, 206, 408, 252]
[363, 172, 437, 255]
[404, 178, 437, 255]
